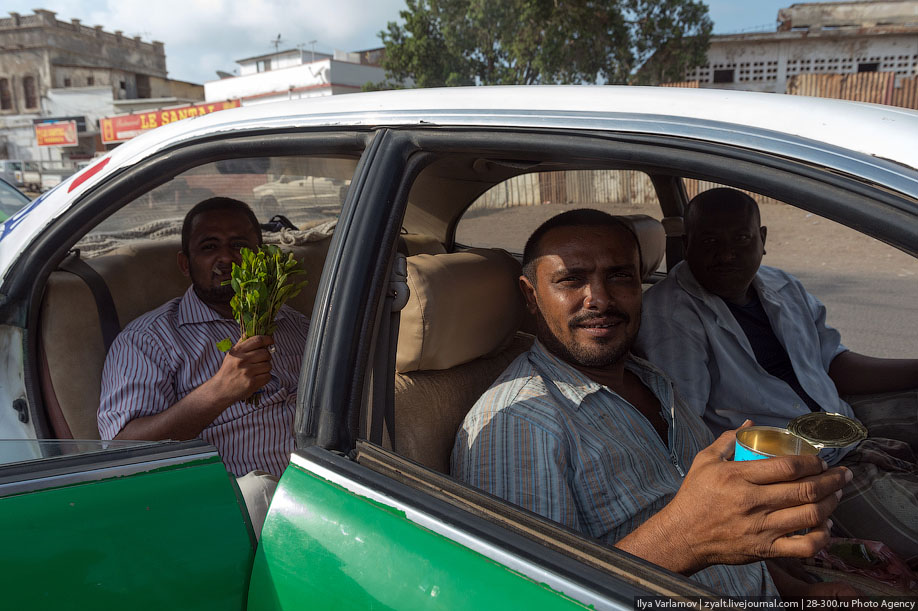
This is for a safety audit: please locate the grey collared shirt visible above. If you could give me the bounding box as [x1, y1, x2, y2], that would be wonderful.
[637, 261, 854, 464]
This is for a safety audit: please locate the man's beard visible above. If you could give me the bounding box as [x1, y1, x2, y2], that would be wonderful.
[535, 308, 636, 369]
[192, 278, 234, 309]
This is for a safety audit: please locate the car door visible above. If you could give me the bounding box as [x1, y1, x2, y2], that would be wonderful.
[0, 439, 253, 610]
[254, 117, 918, 607]
[248, 128, 722, 609]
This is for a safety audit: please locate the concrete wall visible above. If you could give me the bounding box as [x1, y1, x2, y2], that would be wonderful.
[149, 77, 204, 101]
[0, 9, 167, 111]
[686, 30, 918, 93]
[778, 1, 918, 29]
[205, 59, 384, 105]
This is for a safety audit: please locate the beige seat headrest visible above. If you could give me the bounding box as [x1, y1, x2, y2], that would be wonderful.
[620, 214, 665, 280]
[396, 248, 524, 373]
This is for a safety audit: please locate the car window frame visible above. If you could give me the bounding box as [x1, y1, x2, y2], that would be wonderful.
[6, 129, 372, 437]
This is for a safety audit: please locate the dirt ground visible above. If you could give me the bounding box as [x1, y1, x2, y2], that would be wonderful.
[459, 199, 916, 278]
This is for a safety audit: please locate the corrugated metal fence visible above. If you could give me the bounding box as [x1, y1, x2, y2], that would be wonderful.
[786, 72, 918, 110]
[472, 170, 781, 210]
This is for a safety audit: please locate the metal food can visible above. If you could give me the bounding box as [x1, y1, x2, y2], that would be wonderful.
[734, 426, 821, 461]
[787, 412, 867, 449]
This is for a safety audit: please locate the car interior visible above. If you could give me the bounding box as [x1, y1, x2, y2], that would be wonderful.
[33, 151, 668, 471]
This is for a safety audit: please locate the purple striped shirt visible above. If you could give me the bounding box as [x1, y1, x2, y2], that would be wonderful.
[98, 286, 309, 478]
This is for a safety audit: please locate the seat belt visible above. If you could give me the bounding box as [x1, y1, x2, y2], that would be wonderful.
[370, 252, 409, 450]
[661, 216, 685, 269]
[58, 250, 122, 353]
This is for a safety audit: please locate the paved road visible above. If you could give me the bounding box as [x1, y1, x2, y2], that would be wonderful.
[786, 268, 917, 359]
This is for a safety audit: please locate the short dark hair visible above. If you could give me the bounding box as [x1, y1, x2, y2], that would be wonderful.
[181, 197, 262, 256]
[684, 188, 761, 237]
[521, 209, 641, 282]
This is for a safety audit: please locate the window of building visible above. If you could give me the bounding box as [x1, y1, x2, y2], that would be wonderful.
[64, 77, 72, 87]
[712, 69, 735, 83]
[23, 76, 37, 109]
[0, 79, 11, 110]
[136, 74, 151, 99]
[858, 62, 879, 73]
[87, 76, 94, 86]
[257, 59, 272, 73]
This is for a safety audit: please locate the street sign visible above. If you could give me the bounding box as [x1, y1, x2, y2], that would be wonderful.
[35, 120, 79, 147]
[100, 100, 241, 144]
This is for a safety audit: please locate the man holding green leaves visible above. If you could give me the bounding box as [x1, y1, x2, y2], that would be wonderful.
[98, 198, 311, 478]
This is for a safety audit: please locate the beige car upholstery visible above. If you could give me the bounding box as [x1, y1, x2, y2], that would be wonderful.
[393, 248, 532, 473]
[622, 214, 666, 281]
[39, 235, 332, 440]
[392, 214, 666, 473]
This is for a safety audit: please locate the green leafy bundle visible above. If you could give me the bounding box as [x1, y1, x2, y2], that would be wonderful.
[216, 245, 307, 353]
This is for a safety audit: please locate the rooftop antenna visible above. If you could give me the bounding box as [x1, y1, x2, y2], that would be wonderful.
[271, 33, 284, 53]
[308, 40, 317, 63]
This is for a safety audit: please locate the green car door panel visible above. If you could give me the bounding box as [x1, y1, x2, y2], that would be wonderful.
[0, 440, 255, 610]
[248, 448, 599, 610]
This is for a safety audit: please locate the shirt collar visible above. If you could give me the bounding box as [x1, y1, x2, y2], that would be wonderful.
[529, 340, 670, 410]
[672, 260, 788, 304]
[177, 286, 226, 326]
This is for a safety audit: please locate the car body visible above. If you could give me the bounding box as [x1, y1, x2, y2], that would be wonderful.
[0, 175, 30, 222]
[0, 87, 915, 609]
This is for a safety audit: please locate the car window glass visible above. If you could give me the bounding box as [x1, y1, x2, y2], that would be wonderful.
[455, 169, 662, 258]
[692, 183, 918, 359]
[75, 155, 357, 257]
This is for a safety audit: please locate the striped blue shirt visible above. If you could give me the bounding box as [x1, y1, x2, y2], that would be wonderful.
[98, 286, 309, 478]
[451, 340, 777, 597]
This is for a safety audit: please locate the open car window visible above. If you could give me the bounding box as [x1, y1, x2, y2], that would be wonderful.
[689, 180, 918, 358]
[455, 168, 663, 259]
[75, 155, 356, 257]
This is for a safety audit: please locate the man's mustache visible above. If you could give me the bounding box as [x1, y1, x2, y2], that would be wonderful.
[569, 309, 630, 326]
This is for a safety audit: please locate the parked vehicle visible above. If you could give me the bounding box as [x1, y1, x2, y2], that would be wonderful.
[0, 87, 915, 609]
[0, 160, 76, 192]
[0, 159, 26, 188]
[0, 175, 30, 222]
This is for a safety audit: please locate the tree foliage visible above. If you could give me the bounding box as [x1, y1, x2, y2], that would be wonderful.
[374, 0, 712, 88]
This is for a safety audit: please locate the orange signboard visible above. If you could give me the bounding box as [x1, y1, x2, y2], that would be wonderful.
[35, 120, 78, 147]
[100, 100, 241, 144]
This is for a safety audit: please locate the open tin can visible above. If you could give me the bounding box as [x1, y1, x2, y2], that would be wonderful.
[734, 412, 867, 461]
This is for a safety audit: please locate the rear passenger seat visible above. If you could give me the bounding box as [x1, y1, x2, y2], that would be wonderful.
[38, 232, 332, 440]
[38, 226, 452, 441]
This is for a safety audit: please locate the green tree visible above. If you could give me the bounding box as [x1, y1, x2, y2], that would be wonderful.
[373, 0, 712, 89]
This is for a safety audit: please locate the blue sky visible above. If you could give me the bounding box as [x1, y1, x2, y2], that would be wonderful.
[4, 0, 813, 85]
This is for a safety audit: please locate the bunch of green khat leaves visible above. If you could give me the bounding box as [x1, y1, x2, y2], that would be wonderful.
[216, 245, 307, 353]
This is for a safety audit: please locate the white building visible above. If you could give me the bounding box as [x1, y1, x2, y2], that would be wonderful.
[685, 1, 918, 93]
[205, 48, 388, 106]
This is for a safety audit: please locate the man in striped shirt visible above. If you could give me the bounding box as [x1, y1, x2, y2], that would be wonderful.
[452, 209, 853, 597]
[98, 197, 310, 478]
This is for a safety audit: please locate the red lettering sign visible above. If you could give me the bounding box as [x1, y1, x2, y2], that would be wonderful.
[35, 120, 78, 147]
[100, 100, 241, 144]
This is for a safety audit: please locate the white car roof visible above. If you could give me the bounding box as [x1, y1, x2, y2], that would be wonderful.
[2, 85, 917, 277]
